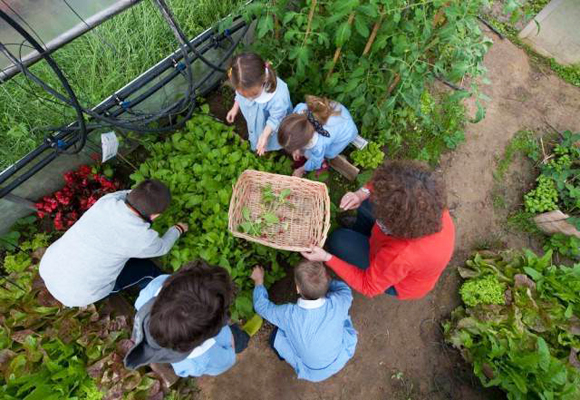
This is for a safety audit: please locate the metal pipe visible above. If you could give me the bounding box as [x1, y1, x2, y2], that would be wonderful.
[0, 20, 249, 196]
[0, 0, 143, 82]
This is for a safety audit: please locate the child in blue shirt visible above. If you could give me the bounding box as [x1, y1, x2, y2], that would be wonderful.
[124, 261, 249, 377]
[251, 260, 357, 382]
[226, 53, 293, 155]
[278, 96, 358, 177]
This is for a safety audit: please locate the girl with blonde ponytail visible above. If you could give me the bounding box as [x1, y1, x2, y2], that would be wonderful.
[278, 96, 358, 177]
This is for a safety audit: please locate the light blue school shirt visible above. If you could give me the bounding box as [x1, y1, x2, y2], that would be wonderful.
[235, 77, 293, 152]
[294, 102, 358, 171]
[135, 275, 236, 377]
[253, 280, 358, 382]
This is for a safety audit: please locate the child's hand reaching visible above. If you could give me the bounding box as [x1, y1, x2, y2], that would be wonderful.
[251, 266, 265, 286]
[292, 166, 306, 178]
[226, 101, 240, 124]
[256, 133, 269, 156]
[256, 126, 273, 156]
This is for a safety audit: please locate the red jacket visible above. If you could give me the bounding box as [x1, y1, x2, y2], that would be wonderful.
[326, 210, 455, 299]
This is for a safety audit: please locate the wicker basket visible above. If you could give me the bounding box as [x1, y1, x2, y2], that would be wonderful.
[228, 170, 331, 252]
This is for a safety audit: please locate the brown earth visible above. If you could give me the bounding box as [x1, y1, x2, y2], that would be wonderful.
[199, 31, 580, 400]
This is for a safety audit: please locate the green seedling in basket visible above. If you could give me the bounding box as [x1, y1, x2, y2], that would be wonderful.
[238, 185, 292, 238]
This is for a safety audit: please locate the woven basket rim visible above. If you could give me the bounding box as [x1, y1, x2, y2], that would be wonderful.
[228, 169, 331, 252]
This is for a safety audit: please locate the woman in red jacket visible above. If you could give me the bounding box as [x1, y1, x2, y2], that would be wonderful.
[301, 160, 455, 299]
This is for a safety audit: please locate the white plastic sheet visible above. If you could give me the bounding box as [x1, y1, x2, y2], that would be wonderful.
[0, 0, 138, 76]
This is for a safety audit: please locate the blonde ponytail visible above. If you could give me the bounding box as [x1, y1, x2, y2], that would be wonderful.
[305, 95, 339, 125]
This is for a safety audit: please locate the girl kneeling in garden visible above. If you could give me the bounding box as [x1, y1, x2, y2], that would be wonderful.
[124, 261, 249, 377]
[278, 96, 358, 177]
[301, 160, 455, 299]
[226, 52, 293, 156]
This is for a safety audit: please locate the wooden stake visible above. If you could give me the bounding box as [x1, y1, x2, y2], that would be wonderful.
[329, 155, 359, 181]
[302, 0, 317, 46]
[433, 2, 451, 28]
[326, 12, 355, 80]
[379, 73, 401, 106]
[387, 73, 401, 96]
[272, 0, 280, 40]
[362, 7, 384, 56]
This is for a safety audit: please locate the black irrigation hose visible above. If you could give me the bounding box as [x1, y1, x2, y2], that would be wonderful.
[108, 24, 249, 119]
[0, 18, 250, 197]
[153, 0, 227, 73]
[477, 16, 505, 40]
[0, 9, 88, 155]
[97, 20, 246, 119]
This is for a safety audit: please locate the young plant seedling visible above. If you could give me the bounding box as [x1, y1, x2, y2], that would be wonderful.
[238, 185, 293, 239]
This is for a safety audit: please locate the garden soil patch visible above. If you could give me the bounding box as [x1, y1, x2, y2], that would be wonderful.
[196, 33, 580, 400]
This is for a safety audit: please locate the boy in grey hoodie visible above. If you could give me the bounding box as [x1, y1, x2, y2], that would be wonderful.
[39, 179, 187, 307]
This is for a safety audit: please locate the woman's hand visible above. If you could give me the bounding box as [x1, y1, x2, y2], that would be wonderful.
[339, 189, 369, 211]
[300, 246, 331, 262]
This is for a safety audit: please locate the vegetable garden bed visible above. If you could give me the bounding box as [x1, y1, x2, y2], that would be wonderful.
[4, 1, 572, 399]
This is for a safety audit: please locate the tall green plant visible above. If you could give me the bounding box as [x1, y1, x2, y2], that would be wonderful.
[246, 0, 492, 158]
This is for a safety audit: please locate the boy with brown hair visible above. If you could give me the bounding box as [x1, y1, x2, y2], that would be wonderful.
[124, 261, 249, 377]
[40, 179, 188, 307]
[251, 260, 357, 382]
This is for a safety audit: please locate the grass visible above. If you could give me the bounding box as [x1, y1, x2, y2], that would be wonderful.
[0, 0, 245, 170]
[493, 130, 538, 182]
[522, 0, 551, 17]
[506, 210, 542, 235]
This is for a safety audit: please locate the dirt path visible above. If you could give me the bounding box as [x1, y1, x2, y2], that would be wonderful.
[197, 33, 580, 400]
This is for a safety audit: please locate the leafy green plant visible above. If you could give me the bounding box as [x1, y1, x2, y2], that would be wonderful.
[239, 186, 292, 238]
[544, 233, 580, 260]
[522, 131, 580, 223]
[459, 274, 506, 307]
[351, 142, 384, 169]
[0, 219, 196, 399]
[494, 130, 539, 182]
[445, 250, 580, 400]
[246, 0, 491, 164]
[130, 108, 299, 319]
[524, 175, 559, 213]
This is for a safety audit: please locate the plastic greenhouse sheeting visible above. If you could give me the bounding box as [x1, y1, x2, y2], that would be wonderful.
[0, 14, 254, 233]
[0, 0, 140, 80]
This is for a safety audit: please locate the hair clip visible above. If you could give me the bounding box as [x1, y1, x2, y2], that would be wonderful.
[227, 67, 232, 78]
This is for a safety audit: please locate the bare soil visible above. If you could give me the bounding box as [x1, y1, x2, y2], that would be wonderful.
[199, 32, 580, 400]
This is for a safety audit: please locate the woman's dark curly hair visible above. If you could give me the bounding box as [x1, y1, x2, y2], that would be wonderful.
[371, 160, 446, 239]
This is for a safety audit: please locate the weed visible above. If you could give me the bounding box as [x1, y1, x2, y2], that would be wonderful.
[492, 190, 507, 210]
[472, 234, 506, 251]
[390, 370, 417, 400]
[506, 210, 542, 235]
[494, 130, 538, 182]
